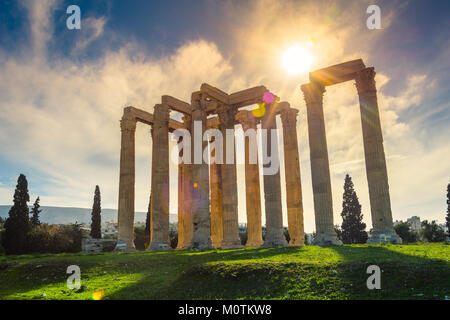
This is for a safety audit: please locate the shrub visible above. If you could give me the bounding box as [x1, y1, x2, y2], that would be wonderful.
[27, 223, 82, 254]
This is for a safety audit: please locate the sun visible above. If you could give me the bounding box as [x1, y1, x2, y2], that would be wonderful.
[282, 44, 314, 75]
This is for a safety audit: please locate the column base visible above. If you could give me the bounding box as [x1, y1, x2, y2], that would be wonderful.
[367, 228, 402, 244]
[262, 236, 288, 248]
[245, 240, 264, 248]
[148, 241, 172, 251]
[312, 232, 342, 246]
[220, 239, 243, 249]
[114, 240, 136, 252]
[187, 241, 214, 250]
[289, 239, 305, 247]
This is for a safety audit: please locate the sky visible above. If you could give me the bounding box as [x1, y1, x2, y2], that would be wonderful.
[0, 0, 449, 232]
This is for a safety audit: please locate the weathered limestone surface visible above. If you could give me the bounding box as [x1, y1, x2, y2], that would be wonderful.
[261, 106, 288, 247]
[237, 111, 263, 247]
[280, 107, 305, 246]
[177, 115, 194, 249]
[209, 135, 224, 248]
[189, 94, 213, 249]
[355, 68, 401, 244]
[116, 110, 137, 251]
[218, 107, 243, 249]
[301, 83, 341, 246]
[149, 104, 171, 251]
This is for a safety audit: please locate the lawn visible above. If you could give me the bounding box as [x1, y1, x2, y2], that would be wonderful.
[0, 243, 448, 300]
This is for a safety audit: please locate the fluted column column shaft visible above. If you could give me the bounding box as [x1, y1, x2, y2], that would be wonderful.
[356, 68, 400, 243]
[280, 108, 305, 246]
[177, 115, 193, 249]
[149, 104, 170, 250]
[301, 83, 340, 245]
[239, 114, 263, 247]
[261, 107, 288, 247]
[209, 136, 223, 248]
[117, 111, 137, 251]
[189, 94, 212, 249]
[218, 108, 242, 249]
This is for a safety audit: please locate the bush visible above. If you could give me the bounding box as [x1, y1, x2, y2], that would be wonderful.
[394, 222, 418, 243]
[27, 223, 82, 254]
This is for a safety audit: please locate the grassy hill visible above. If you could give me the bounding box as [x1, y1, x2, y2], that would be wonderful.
[0, 243, 449, 300]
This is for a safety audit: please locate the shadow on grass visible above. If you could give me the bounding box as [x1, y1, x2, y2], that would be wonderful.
[107, 245, 450, 300]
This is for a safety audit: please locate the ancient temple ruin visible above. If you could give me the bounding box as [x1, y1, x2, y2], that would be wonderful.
[115, 59, 400, 251]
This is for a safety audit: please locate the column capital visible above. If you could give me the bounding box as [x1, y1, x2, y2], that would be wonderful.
[280, 108, 299, 128]
[300, 82, 325, 104]
[236, 110, 257, 131]
[217, 106, 237, 129]
[355, 67, 376, 94]
[153, 104, 170, 122]
[120, 113, 137, 132]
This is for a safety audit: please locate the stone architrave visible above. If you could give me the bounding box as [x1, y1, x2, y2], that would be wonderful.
[280, 107, 305, 246]
[218, 107, 243, 249]
[261, 105, 288, 247]
[237, 111, 263, 247]
[189, 93, 213, 249]
[149, 104, 171, 250]
[355, 68, 401, 243]
[116, 111, 137, 251]
[301, 83, 341, 245]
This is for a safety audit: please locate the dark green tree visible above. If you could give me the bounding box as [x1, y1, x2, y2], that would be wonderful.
[394, 221, 418, 243]
[3, 174, 31, 254]
[144, 193, 152, 248]
[30, 197, 42, 227]
[340, 174, 368, 244]
[90, 186, 102, 239]
[421, 220, 445, 242]
[446, 183, 450, 238]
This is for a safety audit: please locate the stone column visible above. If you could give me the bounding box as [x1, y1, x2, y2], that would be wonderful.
[261, 106, 288, 247]
[189, 94, 213, 249]
[301, 83, 341, 245]
[116, 109, 137, 251]
[177, 115, 194, 249]
[280, 107, 305, 246]
[237, 112, 263, 247]
[209, 135, 223, 248]
[149, 104, 171, 250]
[355, 68, 401, 244]
[218, 107, 243, 249]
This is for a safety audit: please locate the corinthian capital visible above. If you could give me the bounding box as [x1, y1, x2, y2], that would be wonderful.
[236, 110, 257, 131]
[121, 112, 136, 132]
[355, 67, 376, 94]
[217, 107, 237, 128]
[280, 108, 299, 128]
[300, 82, 325, 105]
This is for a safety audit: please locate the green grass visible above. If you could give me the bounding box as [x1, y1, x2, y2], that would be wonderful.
[0, 243, 449, 300]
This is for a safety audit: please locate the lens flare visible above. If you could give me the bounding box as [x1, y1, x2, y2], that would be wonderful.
[91, 289, 104, 300]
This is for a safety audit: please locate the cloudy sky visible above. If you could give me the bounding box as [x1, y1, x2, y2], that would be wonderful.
[0, 0, 448, 232]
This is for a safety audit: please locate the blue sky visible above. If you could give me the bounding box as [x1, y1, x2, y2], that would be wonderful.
[0, 0, 448, 231]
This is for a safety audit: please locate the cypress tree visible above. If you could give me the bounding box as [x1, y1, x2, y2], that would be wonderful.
[90, 185, 102, 239]
[446, 183, 450, 238]
[3, 174, 31, 254]
[340, 174, 368, 244]
[30, 197, 42, 227]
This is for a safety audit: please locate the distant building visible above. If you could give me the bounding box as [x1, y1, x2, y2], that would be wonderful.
[102, 221, 118, 235]
[406, 216, 421, 232]
[394, 216, 421, 232]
